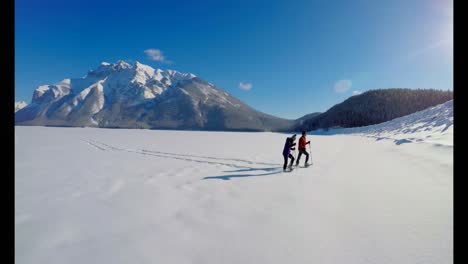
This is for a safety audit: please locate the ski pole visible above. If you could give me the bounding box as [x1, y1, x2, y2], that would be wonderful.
[309, 141, 313, 165]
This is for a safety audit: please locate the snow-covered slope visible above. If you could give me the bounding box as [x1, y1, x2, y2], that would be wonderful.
[297, 88, 453, 131]
[15, 126, 452, 264]
[15, 61, 293, 131]
[15, 101, 28, 112]
[311, 100, 453, 146]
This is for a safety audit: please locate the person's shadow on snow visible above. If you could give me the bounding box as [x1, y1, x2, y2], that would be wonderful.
[203, 167, 283, 180]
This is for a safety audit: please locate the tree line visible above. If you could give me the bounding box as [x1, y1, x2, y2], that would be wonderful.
[298, 88, 453, 131]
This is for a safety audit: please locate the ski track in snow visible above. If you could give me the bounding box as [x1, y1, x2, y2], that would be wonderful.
[84, 139, 283, 170]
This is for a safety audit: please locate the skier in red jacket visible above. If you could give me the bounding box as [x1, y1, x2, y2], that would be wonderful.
[296, 131, 310, 167]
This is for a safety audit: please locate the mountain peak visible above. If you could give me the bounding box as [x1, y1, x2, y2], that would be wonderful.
[166, 69, 197, 80]
[113, 60, 131, 70]
[133, 61, 157, 73]
[15, 101, 28, 112]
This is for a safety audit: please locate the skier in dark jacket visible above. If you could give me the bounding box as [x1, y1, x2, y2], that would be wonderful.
[296, 131, 311, 167]
[282, 134, 297, 171]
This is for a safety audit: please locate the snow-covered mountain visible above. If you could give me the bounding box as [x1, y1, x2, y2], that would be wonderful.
[15, 101, 28, 112]
[15, 61, 294, 131]
[311, 100, 453, 146]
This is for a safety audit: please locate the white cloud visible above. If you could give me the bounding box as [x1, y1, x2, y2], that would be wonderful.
[352, 90, 362, 95]
[239, 82, 252, 91]
[144, 49, 168, 62]
[334, 79, 352, 93]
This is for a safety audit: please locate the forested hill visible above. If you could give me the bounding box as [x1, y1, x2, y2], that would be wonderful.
[297, 88, 453, 131]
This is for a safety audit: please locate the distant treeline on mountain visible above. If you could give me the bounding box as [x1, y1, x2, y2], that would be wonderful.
[297, 88, 453, 131]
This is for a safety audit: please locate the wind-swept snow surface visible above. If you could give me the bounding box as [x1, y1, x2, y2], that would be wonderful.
[15, 126, 452, 263]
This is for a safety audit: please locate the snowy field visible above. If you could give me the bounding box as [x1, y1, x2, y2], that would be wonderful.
[16, 125, 452, 264]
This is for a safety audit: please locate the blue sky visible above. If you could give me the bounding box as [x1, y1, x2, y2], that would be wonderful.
[15, 0, 453, 119]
